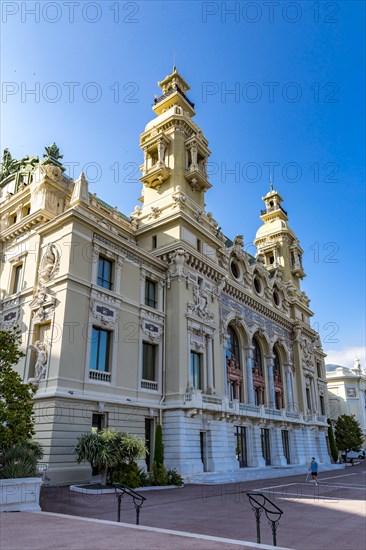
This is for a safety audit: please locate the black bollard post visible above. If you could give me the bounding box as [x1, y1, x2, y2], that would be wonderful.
[117, 494, 122, 523]
[255, 508, 261, 543]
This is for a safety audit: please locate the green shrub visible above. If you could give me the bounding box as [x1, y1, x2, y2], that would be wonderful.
[149, 462, 169, 486]
[167, 468, 184, 486]
[153, 424, 164, 466]
[111, 462, 148, 488]
[0, 440, 44, 479]
[327, 419, 339, 463]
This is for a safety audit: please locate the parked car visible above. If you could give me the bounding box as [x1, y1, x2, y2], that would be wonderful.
[341, 449, 365, 462]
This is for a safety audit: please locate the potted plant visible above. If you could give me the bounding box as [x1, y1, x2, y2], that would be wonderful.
[0, 326, 44, 512]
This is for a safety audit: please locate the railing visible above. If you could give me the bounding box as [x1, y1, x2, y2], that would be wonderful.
[260, 205, 288, 216]
[114, 484, 146, 525]
[154, 86, 195, 109]
[89, 370, 111, 382]
[141, 379, 158, 391]
[246, 492, 283, 547]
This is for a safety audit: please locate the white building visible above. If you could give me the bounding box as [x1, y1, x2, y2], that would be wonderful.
[326, 359, 366, 444]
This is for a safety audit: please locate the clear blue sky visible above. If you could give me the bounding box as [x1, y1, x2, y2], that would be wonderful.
[1, 1, 365, 366]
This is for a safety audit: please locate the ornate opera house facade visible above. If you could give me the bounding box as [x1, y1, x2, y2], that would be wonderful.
[0, 69, 331, 483]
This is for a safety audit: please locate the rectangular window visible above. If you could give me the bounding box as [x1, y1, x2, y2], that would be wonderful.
[145, 279, 157, 309]
[152, 235, 157, 249]
[142, 342, 156, 381]
[190, 351, 202, 390]
[319, 395, 325, 416]
[306, 387, 312, 411]
[12, 264, 23, 294]
[197, 238, 202, 253]
[90, 327, 111, 372]
[97, 256, 113, 290]
[316, 361, 322, 378]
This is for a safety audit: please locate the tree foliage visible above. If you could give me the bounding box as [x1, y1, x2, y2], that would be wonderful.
[153, 423, 164, 466]
[327, 419, 339, 463]
[334, 414, 363, 451]
[0, 327, 37, 448]
[74, 429, 146, 486]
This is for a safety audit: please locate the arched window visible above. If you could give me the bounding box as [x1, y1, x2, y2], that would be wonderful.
[273, 348, 282, 381]
[253, 337, 263, 375]
[252, 336, 265, 405]
[225, 326, 242, 402]
[227, 326, 240, 361]
[273, 347, 284, 410]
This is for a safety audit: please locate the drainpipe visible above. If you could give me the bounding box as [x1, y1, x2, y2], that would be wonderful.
[159, 279, 166, 425]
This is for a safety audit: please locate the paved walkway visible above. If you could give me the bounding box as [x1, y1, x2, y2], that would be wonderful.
[1, 462, 365, 550]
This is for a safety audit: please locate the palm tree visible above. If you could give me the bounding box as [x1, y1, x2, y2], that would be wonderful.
[74, 429, 146, 486]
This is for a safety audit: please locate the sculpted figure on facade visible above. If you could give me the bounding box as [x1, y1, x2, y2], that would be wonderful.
[301, 337, 315, 369]
[167, 248, 189, 287]
[28, 341, 48, 384]
[189, 279, 214, 320]
[39, 244, 60, 285]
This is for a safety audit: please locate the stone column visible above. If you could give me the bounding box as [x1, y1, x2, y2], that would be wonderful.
[286, 365, 294, 412]
[187, 327, 193, 390]
[267, 355, 275, 408]
[140, 269, 146, 304]
[250, 426, 266, 467]
[206, 335, 214, 393]
[115, 256, 124, 294]
[158, 279, 164, 311]
[271, 427, 287, 466]
[91, 244, 100, 283]
[246, 347, 255, 405]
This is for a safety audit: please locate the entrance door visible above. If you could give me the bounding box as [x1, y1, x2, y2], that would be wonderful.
[261, 428, 271, 465]
[282, 430, 290, 464]
[235, 426, 248, 467]
[145, 418, 153, 472]
[200, 432, 208, 472]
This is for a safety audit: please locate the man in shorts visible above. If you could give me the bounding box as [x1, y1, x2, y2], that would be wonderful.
[309, 457, 318, 485]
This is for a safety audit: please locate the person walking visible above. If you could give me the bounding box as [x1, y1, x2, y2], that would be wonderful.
[309, 457, 319, 485]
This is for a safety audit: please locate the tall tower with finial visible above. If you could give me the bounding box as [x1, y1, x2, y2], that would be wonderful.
[254, 183, 305, 289]
[131, 67, 212, 242]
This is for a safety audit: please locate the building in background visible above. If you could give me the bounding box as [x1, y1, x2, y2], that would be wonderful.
[326, 359, 366, 444]
[0, 69, 331, 483]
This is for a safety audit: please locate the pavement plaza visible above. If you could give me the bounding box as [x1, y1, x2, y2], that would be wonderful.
[1, 462, 365, 550]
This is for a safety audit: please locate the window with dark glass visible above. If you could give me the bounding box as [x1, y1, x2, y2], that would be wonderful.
[145, 279, 157, 308]
[152, 235, 157, 249]
[90, 327, 111, 372]
[230, 260, 239, 279]
[12, 264, 23, 294]
[253, 337, 263, 375]
[273, 349, 281, 380]
[254, 275, 262, 294]
[142, 342, 156, 381]
[227, 326, 240, 361]
[319, 395, 325, 415]
[97, 256, 113, 290]
[190, 351, 202, 390]
[316, 361, 322, 378]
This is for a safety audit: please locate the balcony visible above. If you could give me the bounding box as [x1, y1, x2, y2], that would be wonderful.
[154, 86, 195, 109]
[185, 164, 211, 192]
[141, 379, 158, 391]
[89, 370, 111, 383]
[140, 161, 171, 188]
[261, 205, 288, 216]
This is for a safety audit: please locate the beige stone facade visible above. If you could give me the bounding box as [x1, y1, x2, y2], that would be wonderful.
[0, 69, 331, 483]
